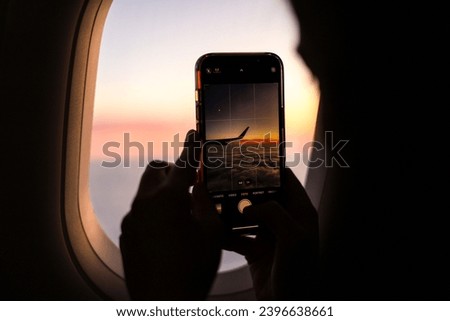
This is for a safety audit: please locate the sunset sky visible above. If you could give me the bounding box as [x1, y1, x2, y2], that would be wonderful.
[91, 0, 320, 182]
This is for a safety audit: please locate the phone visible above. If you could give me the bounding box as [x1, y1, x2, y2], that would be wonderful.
[195, 53, 285, 233]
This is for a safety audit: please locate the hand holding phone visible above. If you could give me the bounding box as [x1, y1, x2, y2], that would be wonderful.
[195, 53, 285, 233]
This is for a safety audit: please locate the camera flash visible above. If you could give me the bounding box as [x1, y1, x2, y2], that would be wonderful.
[271, 67, 277, 73]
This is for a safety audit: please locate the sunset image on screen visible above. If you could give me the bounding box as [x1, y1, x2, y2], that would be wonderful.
[203, 83, 281, 192]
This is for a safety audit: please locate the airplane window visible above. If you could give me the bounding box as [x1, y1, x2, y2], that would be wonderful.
[89, 0, 319, 274]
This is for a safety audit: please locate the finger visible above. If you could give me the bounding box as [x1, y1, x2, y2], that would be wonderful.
[244, 201, 298, 241]
[283, 168, 310, 207]
[191, 183, 225, 243]
[168, 130, 201, 191]
[192, 183, 218, 219]
[135, 160, 171, 200]
[282, 168, 317, 226]
[222, 234, 256, 257]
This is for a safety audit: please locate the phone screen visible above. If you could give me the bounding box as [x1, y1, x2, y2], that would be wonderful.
[196, 53, 285, 231]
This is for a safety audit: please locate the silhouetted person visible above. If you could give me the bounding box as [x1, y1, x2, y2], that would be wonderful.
[120, 0, 449, 300]
[288, 0, 448, 299]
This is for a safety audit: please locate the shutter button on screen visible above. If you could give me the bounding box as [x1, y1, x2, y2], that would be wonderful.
[238, 199, 252, 214]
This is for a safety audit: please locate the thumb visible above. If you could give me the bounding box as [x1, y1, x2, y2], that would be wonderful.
[192, 183, 218, 219]
[244, 201, 298, 241]
[222, 234, 256, 257]
[192, 183, 224, 241]
[167, 130, 201, 192]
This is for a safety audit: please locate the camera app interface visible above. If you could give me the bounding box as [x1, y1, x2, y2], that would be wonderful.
[203, 83, 281, 192]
